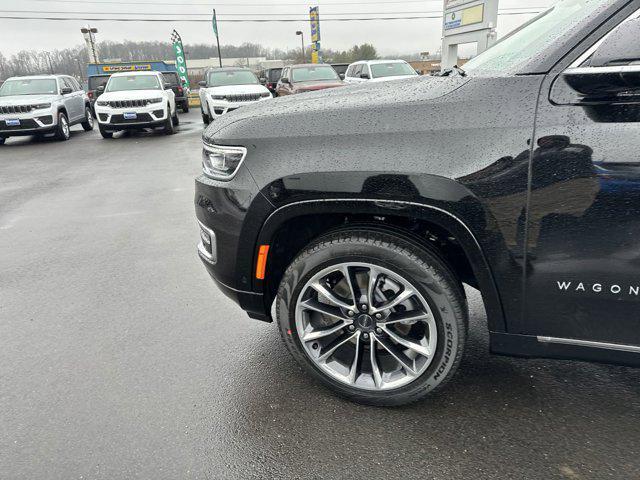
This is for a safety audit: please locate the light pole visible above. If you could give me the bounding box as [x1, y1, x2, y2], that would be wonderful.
[296, 31, 305, 63]
[80, 26, 99, 64]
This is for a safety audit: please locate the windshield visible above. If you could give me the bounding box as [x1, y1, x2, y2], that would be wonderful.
[161, 72, 180, 85]
[292, 66, 339, 82]
[370, 62, 417, 78]
[464, 0, 612, 75]
[207, 70, 258, 87]
[88, 75, 110, 91]
[0, 78, 58, 96]
[106, 75, 160, 92]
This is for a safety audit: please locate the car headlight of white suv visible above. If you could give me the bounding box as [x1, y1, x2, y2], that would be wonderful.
[202, 143, 247, 181]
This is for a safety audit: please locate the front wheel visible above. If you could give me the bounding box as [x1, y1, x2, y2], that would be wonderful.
[276, 229, 467, 406]
[98, 125, 113, 139]
[163, 112, 175, 135]
[81, 106, 94, 131]
[0, 137, 5, 145]
[54, 112, 70, 141]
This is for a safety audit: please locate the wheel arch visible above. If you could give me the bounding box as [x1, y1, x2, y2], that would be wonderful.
[255, 199, 506, 333]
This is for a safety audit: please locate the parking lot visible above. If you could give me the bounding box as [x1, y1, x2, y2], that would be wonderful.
[1, 111, 639, 480]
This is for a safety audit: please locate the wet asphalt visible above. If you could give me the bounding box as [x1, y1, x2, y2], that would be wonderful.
[1, 110, 639, 480]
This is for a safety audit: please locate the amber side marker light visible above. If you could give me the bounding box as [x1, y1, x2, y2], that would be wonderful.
[256, 245, 270, 279]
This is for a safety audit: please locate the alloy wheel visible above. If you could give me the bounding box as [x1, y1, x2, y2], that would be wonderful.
[295, 262, 437, 391]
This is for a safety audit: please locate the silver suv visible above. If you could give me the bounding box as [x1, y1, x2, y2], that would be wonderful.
[0, 74, 93, 145]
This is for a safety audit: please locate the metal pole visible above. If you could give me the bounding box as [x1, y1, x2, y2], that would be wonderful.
[300, 32, 305, 61]
[213, 9, 222, 68]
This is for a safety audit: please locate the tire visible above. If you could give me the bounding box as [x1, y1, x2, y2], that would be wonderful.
[276, 229, 467, 406]
[201, 107, 210, 125]
[0, 137, 5, 145]
[163, 110, 175, 135]
[181, 101, 190, 113]
[98, 125, 113, 139]
[81, 106, 94, 131]
[54, 112, 70, 141]
[172, 111, 179, 126]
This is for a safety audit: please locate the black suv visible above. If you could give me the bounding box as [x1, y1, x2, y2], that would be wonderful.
[161, 71, 189, 113]
[195, 0, 640, 406]
[259, 67, 283, 96]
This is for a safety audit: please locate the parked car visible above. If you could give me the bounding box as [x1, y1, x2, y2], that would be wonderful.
[198, 67, 272, 125]
[344, 59, 418, 84]
[331, 63, 350, 80]
[87, 74, 110, 115]
[259, 67, 283, 96]
[0, 74, 93, 145]
[161, 71, 189, 113]
[94, 71, 177, 139]
[195, 0, 640, 406]
[275, 64, 344, 96]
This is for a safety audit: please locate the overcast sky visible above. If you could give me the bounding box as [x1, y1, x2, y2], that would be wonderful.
[0, 0, 558, 58]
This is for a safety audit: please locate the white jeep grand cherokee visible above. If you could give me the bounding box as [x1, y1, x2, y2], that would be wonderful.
[198, 67, 272, 124]
[94, 71, 178, 139]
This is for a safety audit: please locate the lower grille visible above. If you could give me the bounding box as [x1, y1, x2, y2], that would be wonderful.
[110, 113, 154, 124]
[36, 115, 53, 125]
[0, 118, 39, 130]
[98, 113, 108, 122]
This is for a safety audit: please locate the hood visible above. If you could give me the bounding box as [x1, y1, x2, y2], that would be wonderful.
[204, 74, 469, 144]
[204, 84, 270, 95]
[0, 94, 57, 106]
[294, 80, 344, 91]
[98, 89, 164, 101]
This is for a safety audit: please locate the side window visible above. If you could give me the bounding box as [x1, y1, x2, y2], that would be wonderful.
[61, 77, 74, 92]
[345, 65, 353, 77]
[282, 68, 289, 81]
[361, 65, 370, 78]
[70, 77, 81, 91]
[353, 64, 363, 77]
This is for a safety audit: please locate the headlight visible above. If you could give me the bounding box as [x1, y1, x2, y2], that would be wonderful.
[96, 100, 109, 106]
[147, 98, 163, 104]
[260, 92, 271, 98]
[34, 103, 51, 109]
[212, 94, 225, 100]
[202, 143, 247, 181]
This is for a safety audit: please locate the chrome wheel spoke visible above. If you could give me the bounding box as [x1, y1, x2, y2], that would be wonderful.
[302, 319, 349, 342]
[370, 335, 383, 388]
[375, 335, 417, 375]
[300, 298, 348, 322]
[347, 331, 363, 384]
[380, 310, 429, 326]
[340, 265, 359, 306]
[311, 280, 354, 310]
[318, 332, 357, 363]
[371, 288, 415, 314]
[382, 326, 431, 358]
[366, 266, 381, 307]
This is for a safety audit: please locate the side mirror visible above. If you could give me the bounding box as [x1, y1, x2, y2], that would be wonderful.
[281, 77, 290, 84]
[198, 80, 207, 87]
[339, 73, 345, 80]
[61, 86, 72, 95]
[97, 85, 105, 93]
[563, 18, 640, 97]
[360, 73, 370, 80]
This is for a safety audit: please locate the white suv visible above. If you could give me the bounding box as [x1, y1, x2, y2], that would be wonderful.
[344, 60, 418, 84]
[198, 67, 272, 124]
[0, 74, 93, 145]
[94, 71, 178, 139]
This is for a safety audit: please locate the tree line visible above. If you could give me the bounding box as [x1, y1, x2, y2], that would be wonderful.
[0, 40, 389, 81]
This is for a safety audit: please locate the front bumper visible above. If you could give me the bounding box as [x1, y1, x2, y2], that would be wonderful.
[195, 164, 274, 322]
[0, 111, 56, 136]
[95, 103, 168, 130]
[205, 96, 271, 119]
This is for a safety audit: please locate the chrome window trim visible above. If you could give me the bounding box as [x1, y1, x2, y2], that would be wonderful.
[538, 336, 640, 354]
[565, 64, 640, 75]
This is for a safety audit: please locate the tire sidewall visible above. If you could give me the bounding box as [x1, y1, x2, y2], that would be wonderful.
[56, 112, 70, 141]
[276, 232, 466, 405]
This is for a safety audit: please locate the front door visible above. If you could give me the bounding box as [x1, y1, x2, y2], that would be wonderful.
[524, 13, 640, 347]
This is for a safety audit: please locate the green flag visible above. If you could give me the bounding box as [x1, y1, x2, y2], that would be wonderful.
[212, 10, 219, 36]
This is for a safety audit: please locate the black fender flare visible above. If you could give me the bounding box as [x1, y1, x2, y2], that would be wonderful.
[255, 198, 506, 333]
